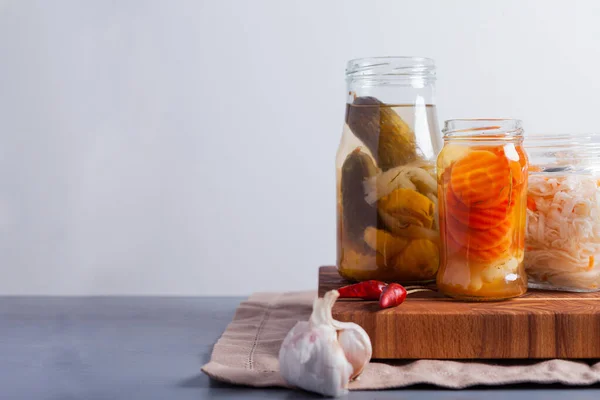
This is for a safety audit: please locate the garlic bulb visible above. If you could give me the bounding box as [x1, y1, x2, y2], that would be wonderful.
[278, 290, 372, 397]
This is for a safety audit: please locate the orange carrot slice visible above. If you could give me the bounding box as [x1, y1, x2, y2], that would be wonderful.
[444, 231, 509, 263]
[479, 145, 505, 157]
[450, 150, 511, 208]
[446, 214, 511, 251]
[482, 145, 525, 185]
[446, 186, 510, 230]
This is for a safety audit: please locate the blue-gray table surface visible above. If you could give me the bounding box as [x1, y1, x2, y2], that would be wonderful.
[1, 296, 599, 400]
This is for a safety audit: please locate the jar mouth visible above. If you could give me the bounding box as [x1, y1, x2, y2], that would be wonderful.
[525, 134, 600, 168]
[345, 56, 435, 84]
[443, 119, 523, 141]
[525, 133, 600, 147]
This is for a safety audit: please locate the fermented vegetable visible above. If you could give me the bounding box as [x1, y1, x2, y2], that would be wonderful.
[345, 96, 418, 170]
[340, 148, 379, 244]
[435, 120, 528, 300]
[525, 174, 600, 291]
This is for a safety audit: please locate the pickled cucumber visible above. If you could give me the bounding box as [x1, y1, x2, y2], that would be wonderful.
[340, 148, 379, 245]
[345, 96, 418, 170]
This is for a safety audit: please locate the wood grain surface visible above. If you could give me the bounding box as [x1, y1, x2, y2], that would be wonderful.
[319, 266, 600, 359]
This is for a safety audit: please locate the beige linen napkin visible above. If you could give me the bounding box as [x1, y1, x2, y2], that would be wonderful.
[201, 291, 600, 389]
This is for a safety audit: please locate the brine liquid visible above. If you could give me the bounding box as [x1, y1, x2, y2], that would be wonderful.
[336, 102, 441, 283]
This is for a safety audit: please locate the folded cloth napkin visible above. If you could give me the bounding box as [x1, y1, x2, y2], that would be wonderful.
[201, 291, 600, 389]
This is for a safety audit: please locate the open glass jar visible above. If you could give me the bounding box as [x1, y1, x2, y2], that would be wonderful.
[436, 119, 529, 300]
[524, 134, 600, 292]
[336, 56, 442, 283]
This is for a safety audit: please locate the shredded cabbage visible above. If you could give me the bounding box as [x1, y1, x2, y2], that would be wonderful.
[525, 174, 600, 291]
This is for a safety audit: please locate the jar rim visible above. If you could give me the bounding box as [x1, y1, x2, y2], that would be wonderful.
[525, 134, 600, 168]
[443, 119, 523, 141]
[525, 133, 600, 146]
[345, 56, 436, 84]
[346, 56, 434, 67]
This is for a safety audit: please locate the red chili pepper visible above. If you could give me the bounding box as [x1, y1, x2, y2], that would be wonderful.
[378, 283, 407, 309]
[379, 284, 434, 309]
[338, 280, 387, 300]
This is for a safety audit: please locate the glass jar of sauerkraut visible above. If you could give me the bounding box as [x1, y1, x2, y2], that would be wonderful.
[525, 134, 600, 292]
[436, 119, 529, 301]
[336, 57, 442, 283]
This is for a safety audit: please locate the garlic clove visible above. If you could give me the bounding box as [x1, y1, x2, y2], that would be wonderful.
[326, 291, 373, 379]
[336, 324, 372, 380]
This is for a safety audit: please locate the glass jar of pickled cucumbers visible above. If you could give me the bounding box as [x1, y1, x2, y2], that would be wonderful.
[436, 119, 528, 300]
[336, 57, 442, 283]
[524, 134, 600, 292]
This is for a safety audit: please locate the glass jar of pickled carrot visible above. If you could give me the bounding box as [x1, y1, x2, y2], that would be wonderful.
[337, 57, 442, 284]
[524, 134, 600, 292]
[436, 119, 528, 300]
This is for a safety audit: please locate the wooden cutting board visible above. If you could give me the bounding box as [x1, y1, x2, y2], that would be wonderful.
[318, 266, 600, 359]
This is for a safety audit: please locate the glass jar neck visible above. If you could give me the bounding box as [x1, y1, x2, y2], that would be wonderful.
[345, 57, 436, 105]
[443, 119, 524, 145]
[525, 134, 600, 173]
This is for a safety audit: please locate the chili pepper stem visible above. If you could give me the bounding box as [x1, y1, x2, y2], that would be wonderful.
[406, 288, 434, 295]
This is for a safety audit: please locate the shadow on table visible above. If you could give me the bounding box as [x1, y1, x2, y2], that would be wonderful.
[177, 373, 323, 399]
[177, 374, 208, 388]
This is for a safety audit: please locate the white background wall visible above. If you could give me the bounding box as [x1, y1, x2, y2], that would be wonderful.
[1, 0, 599, 295]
